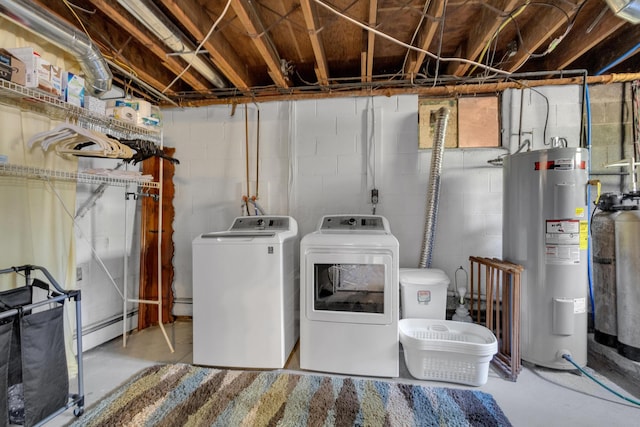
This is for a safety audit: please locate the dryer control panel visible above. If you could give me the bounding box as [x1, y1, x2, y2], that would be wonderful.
[319, 215, 387, 232]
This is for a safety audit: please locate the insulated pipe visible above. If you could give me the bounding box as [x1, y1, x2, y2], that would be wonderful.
[0, 0, 112, 97]
[419, 107, 450, 268]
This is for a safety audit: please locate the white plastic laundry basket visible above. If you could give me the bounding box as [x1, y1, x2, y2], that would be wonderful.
[399, 318, 498, 386]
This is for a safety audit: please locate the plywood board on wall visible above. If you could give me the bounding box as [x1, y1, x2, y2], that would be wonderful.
[458, 96, 499, 147]
[419, 99, 458, 149]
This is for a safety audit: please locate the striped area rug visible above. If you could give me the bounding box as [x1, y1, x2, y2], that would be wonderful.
[70, 363, 512, 427]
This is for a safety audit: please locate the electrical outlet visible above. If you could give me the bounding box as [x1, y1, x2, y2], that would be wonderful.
[371, 189, 379, 204]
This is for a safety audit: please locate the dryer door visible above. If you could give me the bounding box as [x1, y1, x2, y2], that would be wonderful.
[303, 250, 394, 325]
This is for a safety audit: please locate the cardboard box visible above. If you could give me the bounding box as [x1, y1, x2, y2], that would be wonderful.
[38, 61, 55, 94]
[50, 65, 63, 97]
[63, 71, 85, 107]
[0, 49, 26, 86]
[7, 47, 39, 88]
[7, 47, 59, 95]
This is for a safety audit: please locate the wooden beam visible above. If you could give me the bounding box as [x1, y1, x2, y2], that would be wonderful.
[86, 0, 209, 91]
[447, 0, 520, 76]
[174, 73, 640, 107]
[273, 0, 305, 62]
[300, 0, 330, 86]
[504, 1, 583, 73]
[541, 2, 626, 70]
[364, 0, 378, 83]
[584, 24, 640, 74]
[231, 0, 289, 88]
[405, 0, 446, 76]
[160, 0, 255, 91]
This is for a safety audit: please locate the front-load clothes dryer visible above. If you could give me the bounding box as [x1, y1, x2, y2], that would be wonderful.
[192, 216, 299, 369]
[300, 215, 399, 377]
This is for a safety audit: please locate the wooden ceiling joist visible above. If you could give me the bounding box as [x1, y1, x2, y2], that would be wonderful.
[231, 0, 289, 88]
[300, 0, 330, 86]
[503, 1, 584, 73]
[364, 0, 378, 83]
[447, 0, 520, 76]
[160, 0, 255, 91]
[86, 0, 209, 92]
[405, 0, 446, 77]
[541, 3, 626, 71]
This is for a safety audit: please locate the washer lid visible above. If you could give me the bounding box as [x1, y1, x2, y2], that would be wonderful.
[400, 268, 450, 286]
[201, 231, 276, 238]
[230, 216, 291, 231]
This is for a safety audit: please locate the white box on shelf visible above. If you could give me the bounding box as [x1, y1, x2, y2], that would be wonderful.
[84, 95, 106, 115]
[63, 71, 85, 107]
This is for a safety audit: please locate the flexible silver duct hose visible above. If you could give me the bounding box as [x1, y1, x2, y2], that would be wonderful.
[419, 107, 450, 268]
[0, 0, 112, 96]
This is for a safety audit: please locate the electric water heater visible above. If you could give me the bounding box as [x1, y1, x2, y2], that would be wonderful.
[503, 147, 589, 369]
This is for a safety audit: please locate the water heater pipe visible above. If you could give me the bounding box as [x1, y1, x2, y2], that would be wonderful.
[419, 107, 450, 268]
[0, 0, 112, 97]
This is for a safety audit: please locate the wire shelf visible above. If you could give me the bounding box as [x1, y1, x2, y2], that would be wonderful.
[0, 163, 159, 188]
[0, 79, 161, 144]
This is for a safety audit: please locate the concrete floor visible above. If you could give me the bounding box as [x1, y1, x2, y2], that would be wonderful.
[48, 319, 639, 426]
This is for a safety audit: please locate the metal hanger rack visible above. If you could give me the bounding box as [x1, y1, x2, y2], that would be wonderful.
[0, 79, 173, 352]
[0, 79, 161, 143]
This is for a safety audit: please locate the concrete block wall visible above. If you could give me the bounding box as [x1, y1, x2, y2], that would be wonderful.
[501, 85, 582, 152]
[165, 95, 507, 315]
[164, 102, 291, 316]
[588, 83, 635, 195]
[70, 83, 635, 345]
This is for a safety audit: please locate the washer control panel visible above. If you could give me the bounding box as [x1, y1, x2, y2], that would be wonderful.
[230, 216, 290, 231]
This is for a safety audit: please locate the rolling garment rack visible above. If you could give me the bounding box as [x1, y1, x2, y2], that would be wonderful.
[0, 264, 84, 425]
[0, 79, 174, 352]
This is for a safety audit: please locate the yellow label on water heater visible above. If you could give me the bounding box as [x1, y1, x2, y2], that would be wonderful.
[580, 220, 588, 250]
[575, 207, 585, 218]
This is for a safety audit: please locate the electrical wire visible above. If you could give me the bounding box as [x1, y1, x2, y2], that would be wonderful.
[468, 1, 530, 75]
[585, 83, 595, 327]
[562, 354, 640, 407]
[399, 0, 433, 74]
[312, 0, 511, 77]
[431, 0, 447, 86]
[162, 0, 233, 93]
[63, 0, 139, 78]
[596, 42, 640, 76]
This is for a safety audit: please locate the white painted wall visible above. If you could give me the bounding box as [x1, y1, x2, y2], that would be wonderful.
[72, 86, 583, 344]
[73, 157, 141, 350]
[163, 95, 511, 317]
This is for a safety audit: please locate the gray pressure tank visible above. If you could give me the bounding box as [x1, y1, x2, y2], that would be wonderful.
[592, 201, 621, 348]
[615, 210, 640, 361]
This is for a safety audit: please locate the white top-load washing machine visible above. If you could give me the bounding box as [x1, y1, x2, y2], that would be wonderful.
[300, 215, 399, 377]
[192, 216, 298, 369]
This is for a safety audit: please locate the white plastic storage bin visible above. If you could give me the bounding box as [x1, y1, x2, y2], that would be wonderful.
[399, 318, 498, 386]
[400, 268, 450, 319]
